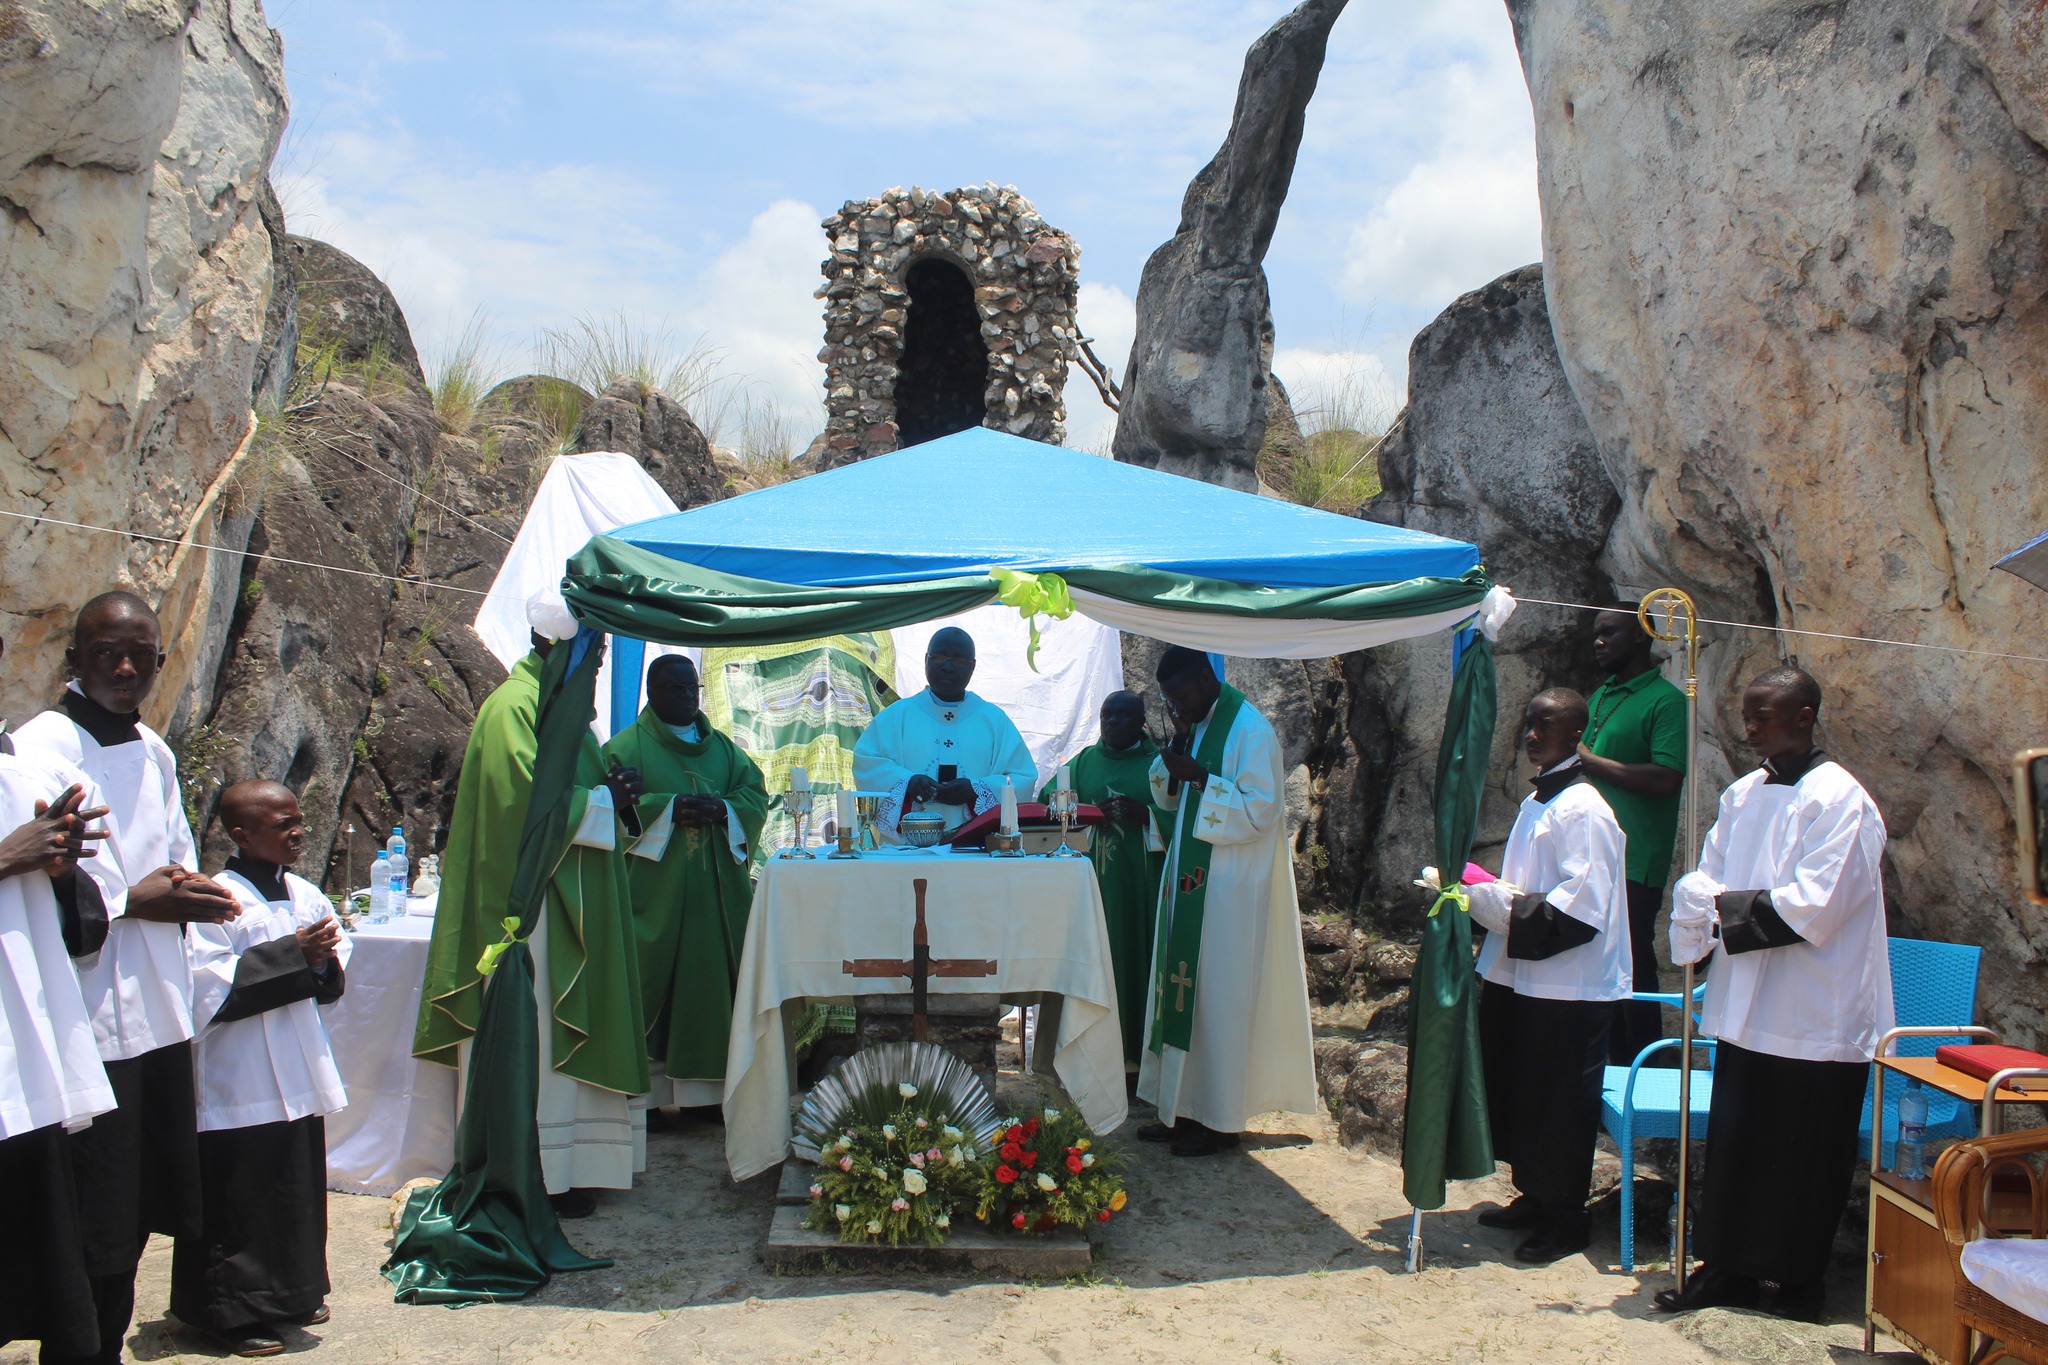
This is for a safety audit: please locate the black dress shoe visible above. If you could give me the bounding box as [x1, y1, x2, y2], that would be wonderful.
[549, 1188, 598, 1219]
[1513, 1221, 1592, 1264]
[1477, 1195, 1543, 1230]
[276, 1303, 330, 1327]
[1169, 1123, 1242, 1157]
[1653, 1265, 1760, 1313]
[1137, 1121, 1180, 1143]
[208, 1324, 286, 1358]
[1768, 1281, 1824, 1323]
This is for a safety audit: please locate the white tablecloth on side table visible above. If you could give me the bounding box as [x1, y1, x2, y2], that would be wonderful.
[325, 913, 459, 1196]
[723, 852, 1127, 1180]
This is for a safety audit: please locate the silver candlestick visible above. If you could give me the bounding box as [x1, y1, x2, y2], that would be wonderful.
[1048, 786, 1083, 857]
[778, 788, 816, 859]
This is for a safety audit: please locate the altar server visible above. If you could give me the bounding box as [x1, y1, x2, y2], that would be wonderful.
[853, 626, 1035, 840]
[1468, 688, 1632, 1264]
[1041, 691, 1165, 1065]
[602, 656, 768, 1109]
[414, 592, 649, 1219]
[174, 782, 348, 1357]
[15, 591, 241, 1365]
[1656, 666, 1890, 1322]
[1137, 648, 1317, 1157]
[0, 751, 120, 1359]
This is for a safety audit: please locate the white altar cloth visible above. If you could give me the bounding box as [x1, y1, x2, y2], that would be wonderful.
[324, 914, 458, 1195]
[723, 852, 1127, 1180]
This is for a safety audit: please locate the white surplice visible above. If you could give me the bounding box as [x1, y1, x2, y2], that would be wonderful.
[1475, 772, 1634, 1002]
[1137, 699, 1318, 1132]
[852, 689, 1037, 840]
[1697, 758, 1893, 1063]
[188, 869, 351, 1133]
[16, 693, 199, 1060]
[0, 754, 121, 1138]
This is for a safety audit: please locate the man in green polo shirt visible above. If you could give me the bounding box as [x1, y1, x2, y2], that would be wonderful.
[1576, 608, 1687, 1064]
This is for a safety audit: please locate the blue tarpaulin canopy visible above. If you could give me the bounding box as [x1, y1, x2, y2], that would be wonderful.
[1997, 529, 2048, 594]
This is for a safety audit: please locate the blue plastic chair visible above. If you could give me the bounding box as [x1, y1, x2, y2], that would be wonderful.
[1862, 937, 1982, 1168]
[1600, 986, 1714, 1273]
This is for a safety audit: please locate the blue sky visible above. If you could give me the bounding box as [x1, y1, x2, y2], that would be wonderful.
[269, 0, 1540, 451]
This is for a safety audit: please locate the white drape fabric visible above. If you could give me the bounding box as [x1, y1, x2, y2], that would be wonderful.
[1066, 585, 1516, 661]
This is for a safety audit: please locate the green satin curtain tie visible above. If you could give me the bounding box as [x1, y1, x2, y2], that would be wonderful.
[476, 917, 522, 977]
[990, 568, 1074, 673]
[1427, 885, 1470, 920]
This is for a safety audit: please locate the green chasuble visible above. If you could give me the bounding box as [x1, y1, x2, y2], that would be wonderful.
[414, 652, 649, 1096]
[1042, 740, 1165, 1064]
[601, 708, 769, 1084]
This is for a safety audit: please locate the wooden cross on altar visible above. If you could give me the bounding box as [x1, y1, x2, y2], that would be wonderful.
[842, 877, 997, 1042]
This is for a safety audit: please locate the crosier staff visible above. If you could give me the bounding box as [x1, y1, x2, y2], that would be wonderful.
[1639, 587, 1701, 1295]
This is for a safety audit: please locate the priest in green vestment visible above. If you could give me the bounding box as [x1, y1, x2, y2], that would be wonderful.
[1041, 691, 1164, 1065]
[414, 595, 652, 1215]
[602, 655, 768, 1108]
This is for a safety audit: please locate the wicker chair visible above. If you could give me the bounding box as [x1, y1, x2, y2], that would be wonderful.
[1933, 1126, 2048, 1365]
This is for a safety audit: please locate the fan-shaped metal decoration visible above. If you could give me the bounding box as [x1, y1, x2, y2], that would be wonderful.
[791, 1042, 1003, 1161]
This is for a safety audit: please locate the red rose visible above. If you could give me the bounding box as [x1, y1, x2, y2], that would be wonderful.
[1065, 1154, 1084, 1174]
[999, 1142, 1023, 1162]
[1012, 1211, 1028, 1229]
[1020, 1151, 1037, 1168]
[1097, 1210, 1112, 1222]
[1024, 1118, 1040, 1136]
[1006, 1125, 1025, 1143]
[996, 1165, 1017, 1184]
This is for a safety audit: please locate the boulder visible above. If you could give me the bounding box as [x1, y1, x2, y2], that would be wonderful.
[0, 0, 287, 727]
[1333, 264, 1618, 915]
[1512, 0, 2048, 1041]
[1313, 1035, 1409, 1157]
[573, 379, 732, 509]
[1112, 0, 1349, 490]
[287, 235, 424, 382]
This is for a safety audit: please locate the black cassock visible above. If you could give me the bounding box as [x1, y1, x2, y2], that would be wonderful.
[170, 1114, 331, 1331]
[0, 1123, 101, 1357]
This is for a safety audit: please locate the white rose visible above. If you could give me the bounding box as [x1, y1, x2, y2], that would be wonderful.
[903, 1169, 928, 1195]
[1043, 1108, 1061, 1122]
[834, 1204, 851, 1222]
[898, 1083, 918, 1099]
[867, 1219, 882, 1234]
[947, 1147, 965, 1168]
[941, 1125, 963, 1142]
[935, 1212, 951, 1228]
[1081, 1153, 1094, 1167]
[1036, 1173, 1058, 1192]
[882, 1124, 898, 1140]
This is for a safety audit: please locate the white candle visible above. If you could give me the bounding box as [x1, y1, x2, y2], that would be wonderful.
[790, 766, 810, 792]
[836, 788, 854, 833]
[1000, 778, 1019, 834]
[1056, 764, 1072, 794]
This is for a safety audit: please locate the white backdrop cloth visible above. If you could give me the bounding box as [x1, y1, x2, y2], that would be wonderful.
[891, 604, 1121, 788]
[723, 853, 1126, 1179]
[324, 915, 457, 1196]
[473, 452, 692, 742]
[1066, 584, 1517, 661]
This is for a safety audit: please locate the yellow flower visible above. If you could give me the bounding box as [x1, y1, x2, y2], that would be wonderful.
[1109, 1190, 1127, 1212]
[1076, 1138, 1091, 1152]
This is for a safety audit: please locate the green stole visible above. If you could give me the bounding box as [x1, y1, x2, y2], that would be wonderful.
[1149, 683, 1246, 1054]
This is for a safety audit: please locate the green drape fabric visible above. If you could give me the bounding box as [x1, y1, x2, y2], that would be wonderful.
[559, 537, 1492, 647]
[383, 942, 611, 1306]
[1400, 632, 1500, 1211]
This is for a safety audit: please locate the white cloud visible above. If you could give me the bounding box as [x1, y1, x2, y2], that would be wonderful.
[1272, 348, 1401, 432]
[677, 200, 829, 446]
[1341, 150, 1541, 313]
[1064, 281, 1135, 453]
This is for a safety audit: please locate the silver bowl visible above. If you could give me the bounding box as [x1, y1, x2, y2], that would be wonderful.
[899, 813, 949, 848]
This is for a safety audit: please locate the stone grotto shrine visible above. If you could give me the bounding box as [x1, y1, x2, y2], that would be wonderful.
[814, 184, 1081, 465]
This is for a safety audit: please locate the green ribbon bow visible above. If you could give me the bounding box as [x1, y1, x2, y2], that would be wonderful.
[476, 916, 523, 977]
[990, 568, 1074, 673]
[1427, 884, 1470, 919]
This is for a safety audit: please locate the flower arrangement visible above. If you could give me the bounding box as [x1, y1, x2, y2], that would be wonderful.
[975, 1106, 1127, 1233]
[800, 1081, 988, 1246]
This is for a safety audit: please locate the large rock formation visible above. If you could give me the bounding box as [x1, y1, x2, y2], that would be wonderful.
[1510, 0, 2048, 1040]
[0, 0, 288, 727]
[1112, 0, 1348, 490]
[1331, 264, 1618, 911]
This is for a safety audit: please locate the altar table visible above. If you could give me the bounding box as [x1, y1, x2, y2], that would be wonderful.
[324, 912, 459, 1195]
[723, 851, 1127, 1180]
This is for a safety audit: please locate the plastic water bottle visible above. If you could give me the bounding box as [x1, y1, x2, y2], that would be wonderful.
[387, 827, 408, 911]
[369, 853, 391, 924]
[1897, 1079, 1929, 1180]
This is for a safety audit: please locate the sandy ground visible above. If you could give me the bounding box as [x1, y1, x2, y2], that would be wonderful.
[3, 1092, 1923, 1365]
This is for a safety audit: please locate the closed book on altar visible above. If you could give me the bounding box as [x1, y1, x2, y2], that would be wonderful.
[1934, 1044, 2048, 1090]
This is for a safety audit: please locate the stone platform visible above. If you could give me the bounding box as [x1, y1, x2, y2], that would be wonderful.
[763, 1159, 1092, 1278]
